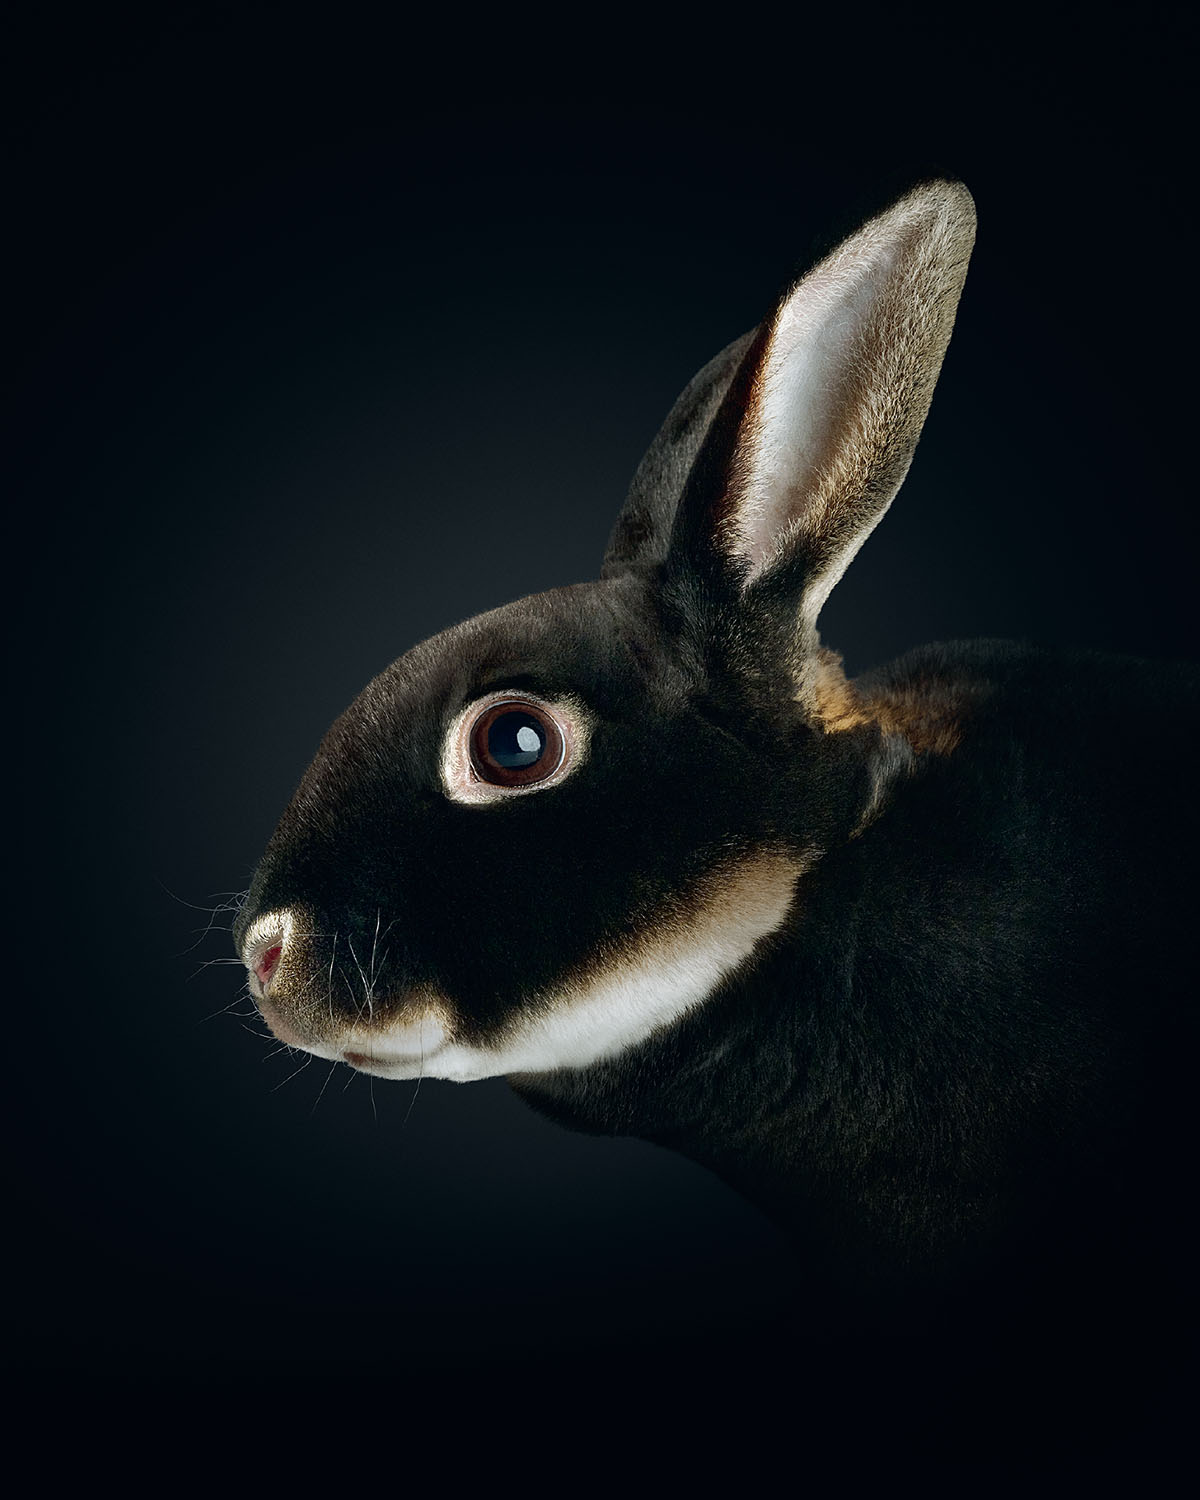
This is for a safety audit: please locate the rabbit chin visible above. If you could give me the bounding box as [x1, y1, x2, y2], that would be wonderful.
[333, 849, 810, 1083]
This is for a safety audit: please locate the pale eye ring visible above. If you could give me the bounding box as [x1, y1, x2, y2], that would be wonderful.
[468, 700, 565, 787]
[440, 689, 586, 804]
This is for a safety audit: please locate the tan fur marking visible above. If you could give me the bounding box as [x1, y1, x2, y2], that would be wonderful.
[493, 846, 814, 1077]
[552, 847, 813, 1000]
[811, 649, 966, 756]
[810, 649, 875, 734]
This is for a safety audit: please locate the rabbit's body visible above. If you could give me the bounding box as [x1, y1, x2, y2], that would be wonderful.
[516, 639, 1196, 1289]
[235, 181, 1194, 1334]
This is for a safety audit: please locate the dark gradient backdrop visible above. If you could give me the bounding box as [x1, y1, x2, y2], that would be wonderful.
[9, 7, 1195, 1449]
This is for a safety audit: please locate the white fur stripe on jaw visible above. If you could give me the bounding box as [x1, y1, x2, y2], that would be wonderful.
[346, 849, 811, 1082]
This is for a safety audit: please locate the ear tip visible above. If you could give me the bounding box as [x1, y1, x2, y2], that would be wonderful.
[932, 178, 977, 231]
[859, 180, 976, 275]
[898, 178, 978, 240]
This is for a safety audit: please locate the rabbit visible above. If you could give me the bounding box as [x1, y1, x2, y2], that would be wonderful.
[232, 179, 1196, 1348]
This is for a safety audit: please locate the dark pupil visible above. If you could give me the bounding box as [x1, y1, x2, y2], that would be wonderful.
[487, 711, 546, 769]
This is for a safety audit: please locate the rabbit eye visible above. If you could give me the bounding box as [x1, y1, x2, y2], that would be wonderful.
[442, 689, 585, 804]
[469, 700, 565, 787]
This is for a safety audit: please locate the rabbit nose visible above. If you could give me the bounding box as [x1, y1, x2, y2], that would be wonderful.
[242, 910, 296, 991]
[255, 942, 283, 986]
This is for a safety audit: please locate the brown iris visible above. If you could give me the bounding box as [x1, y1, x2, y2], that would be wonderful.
[468, 700, 565, 787]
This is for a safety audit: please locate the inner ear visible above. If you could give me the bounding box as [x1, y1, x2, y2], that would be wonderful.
[670, 181, 976, 636]
[734, 231, 918, 584]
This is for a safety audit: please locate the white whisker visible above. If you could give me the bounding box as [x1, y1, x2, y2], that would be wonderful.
[271, 1053, 314, 1092]
[310, 1062, 340, 1116]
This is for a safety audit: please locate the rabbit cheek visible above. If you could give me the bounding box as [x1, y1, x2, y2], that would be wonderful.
[449, 848, 811, 1081]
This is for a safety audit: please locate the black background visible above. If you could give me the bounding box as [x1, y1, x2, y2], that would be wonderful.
[9, 3, 1195, 1463]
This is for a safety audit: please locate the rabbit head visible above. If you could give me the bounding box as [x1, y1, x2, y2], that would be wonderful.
[234, 180, 976, 1086]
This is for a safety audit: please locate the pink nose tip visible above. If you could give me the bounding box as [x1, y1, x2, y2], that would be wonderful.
[255, 943, 283, 985]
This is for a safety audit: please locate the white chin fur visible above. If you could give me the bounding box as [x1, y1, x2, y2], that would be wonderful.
[339, 850, 809, 1082]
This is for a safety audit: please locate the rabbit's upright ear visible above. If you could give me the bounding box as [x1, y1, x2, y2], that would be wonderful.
[608, 181, 975, 677]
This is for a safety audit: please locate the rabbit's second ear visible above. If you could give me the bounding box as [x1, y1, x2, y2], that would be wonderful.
[661, 181, 975, 651]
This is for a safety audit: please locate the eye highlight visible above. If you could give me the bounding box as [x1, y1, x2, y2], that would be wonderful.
[469, 700, 564, 787]
[440, 689, 587, 805]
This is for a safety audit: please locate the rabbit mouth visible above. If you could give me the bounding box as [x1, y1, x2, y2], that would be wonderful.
[342, 1049, 443, 1079]
[336, 1011, 453, 1076]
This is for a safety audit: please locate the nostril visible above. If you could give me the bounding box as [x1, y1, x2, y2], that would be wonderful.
[255, 942, 283, 986]
[242, 911, 296, 992]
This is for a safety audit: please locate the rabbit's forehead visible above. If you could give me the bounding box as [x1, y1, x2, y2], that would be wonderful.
[374, 576, 674, 718]
[268, 579, 655, 828]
